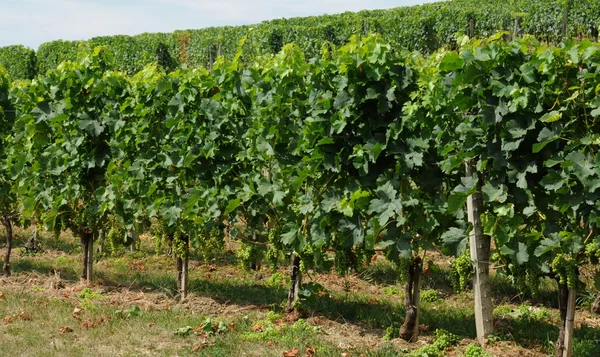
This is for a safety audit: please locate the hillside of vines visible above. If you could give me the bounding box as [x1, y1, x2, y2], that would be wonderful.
[1, 30, 600, 356]
[1, 0, 600, 80]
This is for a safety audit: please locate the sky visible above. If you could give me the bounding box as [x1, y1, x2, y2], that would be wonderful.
[0, 0, 438, 49]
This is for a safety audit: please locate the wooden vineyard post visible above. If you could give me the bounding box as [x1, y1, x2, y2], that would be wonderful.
[2, 216, 13, 276]
[466, 162, 494, 345]
[562, 4, 568, 40]
[176, 234, 189, 302]
[513, 16, 521, 40]
[81, 232, 90, 281]
[181, 235, 189, 302]
[87, 233, 94, 283]
[562, 288, 576, 357]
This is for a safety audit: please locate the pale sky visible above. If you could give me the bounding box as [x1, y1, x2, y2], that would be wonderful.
[1, 0, 439, 49]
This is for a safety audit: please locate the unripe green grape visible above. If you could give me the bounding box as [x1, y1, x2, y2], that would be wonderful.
[525, 269, 539, 297]
[172, 230, 187, 259]
[552, 254, 578, 289]
[266, 246, 280, 271]
[396, 258, 410, 282]
[299, 260, 307, 274]
[450, 252, 474, 292]
[236, 243, 253, 270]
[199, 227, 225, 262]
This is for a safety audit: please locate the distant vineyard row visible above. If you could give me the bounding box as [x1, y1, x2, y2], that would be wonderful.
[1, 0, 599, 80]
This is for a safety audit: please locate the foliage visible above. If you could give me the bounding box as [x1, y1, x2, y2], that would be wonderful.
[78, 288, 104, 300]
[4, 29, 600, 357]
[412, 36, 600, 298]
[0, 66, 16, 217]
[0, 45, 36, 80]
[421, 289, 440, 303]
[4, 0, 600, 80]
[9, 47, 126, 240]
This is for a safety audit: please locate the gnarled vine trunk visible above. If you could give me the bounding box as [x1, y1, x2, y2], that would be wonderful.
[591, 293, 600, 315]
[80, 231, 94, 282]
[400, 257, 422, 342]
[556, 283, 576, 357]
[2, 216, 13, 277]
[285, 253, 302, 313]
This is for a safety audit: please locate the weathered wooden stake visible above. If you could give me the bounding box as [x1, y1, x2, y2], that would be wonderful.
[466, 162, 494, 345]
[2, 216, 13, 277]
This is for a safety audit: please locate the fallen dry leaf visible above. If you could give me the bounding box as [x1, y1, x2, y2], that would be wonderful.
[282, 347, 299, 357]
[19, 309, 32, 321]
[59, 327, 73, 334]
[251, 324, 264, 332]
[267, 341, 273, 346]
[0, 291, 4, 298]
[4, 315, 13, 323]
[305, 346, 316, 357]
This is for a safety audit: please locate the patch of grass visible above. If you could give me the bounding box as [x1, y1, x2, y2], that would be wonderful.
[358, 260, 403, 286]
[6, 232, 600, 357]
[79, 288, 105, 299]
[406, 329, 460, 357]
[421, 289, 440, 303]
[382, 285, 402, 297]
[461, 343, 492, 357]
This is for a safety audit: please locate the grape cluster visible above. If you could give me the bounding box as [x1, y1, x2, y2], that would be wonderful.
[353, 243, 372, 268]
[298, 243, 314, 273]
[586, 243, 600, 264]
[450, 252, 474, 292]
[552, 254, 578, 289]
[105, 216, 127, 254]
[236, 242, 263, 270]
[150, 221, 168, 254]
[334, 249, 353, 276]
[53, 218, 63, 240]
[395, 257, 411, 283]
[198, 226, 225, 263]
[172, 230, 188, 259]
[525, 269, 540, 297]
[265, 228, 283, 271]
